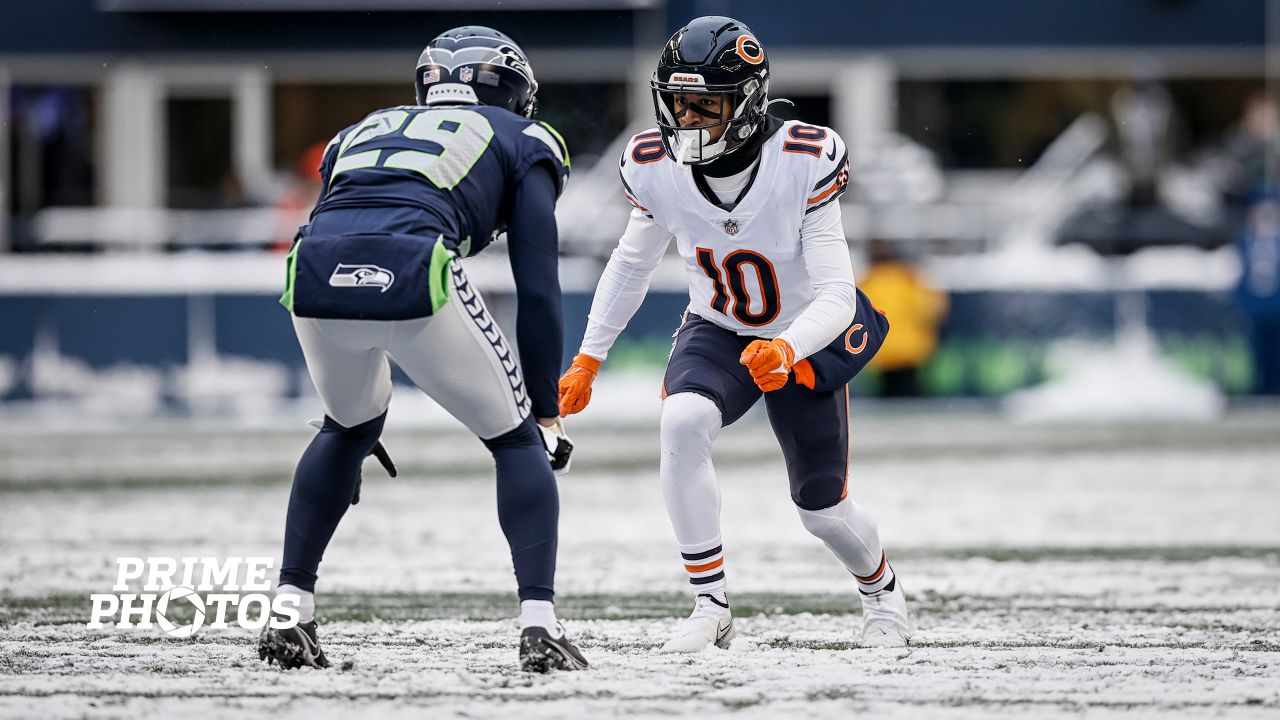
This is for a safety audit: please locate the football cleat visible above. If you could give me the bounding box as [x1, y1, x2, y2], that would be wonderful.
[661, 594, 735, 653]
[519, 626, 589, 673]
[860, 577, 912, 647]
[258, 618, 331, 669]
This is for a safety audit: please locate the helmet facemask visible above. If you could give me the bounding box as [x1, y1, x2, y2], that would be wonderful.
[652, 75, 766, 165]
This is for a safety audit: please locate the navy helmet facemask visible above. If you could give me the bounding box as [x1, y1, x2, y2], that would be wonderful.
[652, 16, 770, 165]
[415, 26, 539, 117]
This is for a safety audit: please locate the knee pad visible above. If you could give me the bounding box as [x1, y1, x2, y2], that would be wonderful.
[660, 392, 721, 449]
[321, 411, 386, 442]
[482, 415, 540, 452]
[797, 503, 846, 543]
[795, 498, 882, 569]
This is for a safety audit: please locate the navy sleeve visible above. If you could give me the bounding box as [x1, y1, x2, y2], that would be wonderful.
[507, 163, 563, 420]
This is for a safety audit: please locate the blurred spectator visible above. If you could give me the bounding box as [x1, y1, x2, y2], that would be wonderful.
[1109, 78, 1182, 207]
[1057, 75, 1228, 254]
[273, 140, 328, 251]
[859, 240, 949, 397]
[1236, 197, 1280, 395]
[1220, 90, 1280, 207]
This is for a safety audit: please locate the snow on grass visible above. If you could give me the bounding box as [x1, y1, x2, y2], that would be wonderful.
[1, 409, 1278, 717]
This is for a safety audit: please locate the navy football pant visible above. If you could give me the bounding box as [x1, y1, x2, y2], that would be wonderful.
[663, 314, 849, 511]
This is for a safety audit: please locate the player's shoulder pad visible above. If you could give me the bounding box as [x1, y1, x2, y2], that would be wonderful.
[620, 128, 668, 169]
[618, 128, 666, 217]
[777, 121, 850, 215]
[500, 112, 570, 197]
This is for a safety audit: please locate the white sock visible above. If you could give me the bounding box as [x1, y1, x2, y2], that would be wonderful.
[660, 394, 729, 597]
[699, 590, 729, 609]
[796, 498, 884, 579]
[519, 600, 562, 638]
[276, 583, 315, 624]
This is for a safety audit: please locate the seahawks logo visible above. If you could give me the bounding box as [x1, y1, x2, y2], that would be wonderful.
[329, 264, 395, 292]
[418, 42, 534, 84]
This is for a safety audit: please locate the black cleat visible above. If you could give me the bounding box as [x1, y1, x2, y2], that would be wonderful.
[258, 619, 331, 670]
[519, 626, 589, 673]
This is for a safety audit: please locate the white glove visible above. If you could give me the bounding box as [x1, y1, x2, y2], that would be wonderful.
[537, 419, 574, 476]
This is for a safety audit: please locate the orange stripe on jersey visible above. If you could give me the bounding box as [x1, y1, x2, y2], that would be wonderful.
[625, 193, 649, 212]
[807, 181, 841, 205]
[684, 557, 724, 573]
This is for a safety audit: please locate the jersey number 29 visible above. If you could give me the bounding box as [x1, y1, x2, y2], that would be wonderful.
[330, 108, 494, 190]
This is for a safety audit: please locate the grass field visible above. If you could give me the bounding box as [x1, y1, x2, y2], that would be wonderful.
[2, 406, 1278, 718]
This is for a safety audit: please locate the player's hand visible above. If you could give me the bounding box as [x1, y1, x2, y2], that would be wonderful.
[537, 417, 574, 476]
[558, 354, 602, 416]
[739, 338, 795, 392]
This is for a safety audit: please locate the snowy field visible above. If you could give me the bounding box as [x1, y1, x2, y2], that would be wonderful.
[1, 404, 1279, 719]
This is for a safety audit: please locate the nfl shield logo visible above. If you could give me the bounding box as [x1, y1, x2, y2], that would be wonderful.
[459, 67, 475, 83]
[722, 219, 739, 236]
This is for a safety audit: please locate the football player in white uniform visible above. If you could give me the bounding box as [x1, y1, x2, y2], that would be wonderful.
[558, 16, 910, 650]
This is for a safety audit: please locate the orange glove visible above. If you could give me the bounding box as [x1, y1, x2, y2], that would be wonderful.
[739, 338, 795, 392]
[558, 354, 602, 416]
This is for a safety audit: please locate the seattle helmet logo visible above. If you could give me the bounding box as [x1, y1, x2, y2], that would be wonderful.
[330, 264, 395, 293]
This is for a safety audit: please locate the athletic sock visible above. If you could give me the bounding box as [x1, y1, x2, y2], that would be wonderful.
[483, 417, 559, 603]
[279, 412, 386, 593]
[518, 599, 563, 638]
[856, 552, 896, 595]
[681, 539, 726, 596]
[276, 583, 316, 624]
[699, 591, 729, 609]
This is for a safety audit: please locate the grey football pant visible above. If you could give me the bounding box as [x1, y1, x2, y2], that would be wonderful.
[292, 260, 531, 439]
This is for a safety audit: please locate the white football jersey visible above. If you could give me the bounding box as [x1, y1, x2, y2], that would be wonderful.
[620, 121, 849, 337]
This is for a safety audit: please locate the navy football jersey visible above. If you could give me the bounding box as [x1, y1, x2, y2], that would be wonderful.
[309, 103, 569, 257]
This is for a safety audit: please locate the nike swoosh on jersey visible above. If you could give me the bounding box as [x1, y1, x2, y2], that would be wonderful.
[826, 144, 837, 161]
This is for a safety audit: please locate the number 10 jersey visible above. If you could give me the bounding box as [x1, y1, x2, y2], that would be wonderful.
[620, 120, 850, 338]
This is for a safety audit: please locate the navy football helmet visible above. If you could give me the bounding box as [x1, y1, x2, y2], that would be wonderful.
[415, 26, 539, 117]
[651, 16, 770, 165]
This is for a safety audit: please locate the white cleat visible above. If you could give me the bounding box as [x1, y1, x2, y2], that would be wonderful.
[861, 578, 912, 647]
[661, 594, 735, 653]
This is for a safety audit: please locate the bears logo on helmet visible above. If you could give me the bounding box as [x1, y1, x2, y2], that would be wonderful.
[650, 16, 770, 165]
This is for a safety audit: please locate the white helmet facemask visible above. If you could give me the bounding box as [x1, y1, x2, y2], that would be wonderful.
[672, 127, 730, 165]
[654, 78, 763, 166]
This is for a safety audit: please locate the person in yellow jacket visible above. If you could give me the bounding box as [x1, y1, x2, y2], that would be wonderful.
[859, 240, 949, 397]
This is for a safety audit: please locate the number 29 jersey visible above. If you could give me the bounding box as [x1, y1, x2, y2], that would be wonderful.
[311, 104, 570, 257]
[620, 121, 850, 338]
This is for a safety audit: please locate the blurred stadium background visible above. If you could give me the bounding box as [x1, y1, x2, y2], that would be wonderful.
[2, 2, 1279, 718]
[0, 0, 1276, 417]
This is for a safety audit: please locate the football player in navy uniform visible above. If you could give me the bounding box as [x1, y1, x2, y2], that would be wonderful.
[259, 26, 587, 673]
[558, 17, 911, 650]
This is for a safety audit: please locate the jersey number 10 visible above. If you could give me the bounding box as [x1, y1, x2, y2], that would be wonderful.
[695, 247, 781, 326]
[330, 108, 495, 190]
